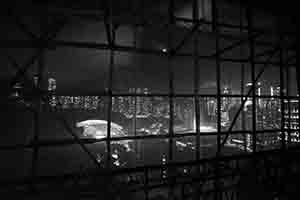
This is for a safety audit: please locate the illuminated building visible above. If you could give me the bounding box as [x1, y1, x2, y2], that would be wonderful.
[245, 82, 263, 107]
[207, 98, 217, 119]
[221, 86, 232, 125]
[271, 86, 281, 97]
[142, 88, 151, 115]
[47, 73, 57, 108]
[136, 88, 143, 115]
[284, 99, 300, 143]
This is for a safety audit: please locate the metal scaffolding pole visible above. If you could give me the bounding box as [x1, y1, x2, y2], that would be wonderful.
[247, 6, 257, 153]
[2, 39, 292, 67]
[192, 2, 203, 199]
[239, 0, 247, 153]
[167, 1, 175, 199]
[213, 1, 222, 199]
[106, 0, 114, 169]
[193, 0, 201, 165]
[30, 15, 47, 191]
[278, 19, 286, 150]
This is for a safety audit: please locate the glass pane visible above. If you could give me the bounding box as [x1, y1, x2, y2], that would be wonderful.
[175, 0, 212, 21]
[136, 139, 169, 166]
[46, 48, 109, 94]
[221, 62, 243, 95]
[57, 18, 107, 43]
[110, 141, 137, 168]
[136, 97, 170, 135]
[115, 25, 135, 47]
[198, 61, 217, 94]
[174, 98, 195, 134]
[221, 98, 243, 131]
[1, 107, 33, 145]
[199, 97, 217, 131]
[0, 149, 31, 180]
[256, 65, 280, 96]
[256, 132, 281, 151]
[38, 145, 98, 176]
[199, 135, 217, 158]
[284, 99, 300, 146]
[111, 96, 134, 137]
[256, 98, 281, 130]
[113, 53, 169, 94]
[41, 96, 108, 140]
[174, 136, 196, 162]
[173, 58, 194, 94]
[287, 67, 298, 96]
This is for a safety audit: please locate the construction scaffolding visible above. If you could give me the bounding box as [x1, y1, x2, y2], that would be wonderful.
[0, 0, 298, 199]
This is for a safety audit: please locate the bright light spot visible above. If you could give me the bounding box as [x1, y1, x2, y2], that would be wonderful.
[113, 160, 120, 166]
[176, 141, 187, 148]
[162, 154, 167, 164]
[162, 48, 168, 53]
[112, 153, 119, 159]
[200, 126, 217, 132]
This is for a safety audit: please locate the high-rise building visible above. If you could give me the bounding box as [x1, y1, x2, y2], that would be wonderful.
[221, 86, 232, 125]
[270, 86, 281, 97]
[245, 82, 263, 107]
[142, 88, 151, 115]
[207, 99, 216, 119]
[48, 75, 57, 108]
[136, 88, 142, 115]
[284, 99, 300, 143]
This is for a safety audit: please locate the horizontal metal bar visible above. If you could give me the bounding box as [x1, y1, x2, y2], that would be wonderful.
[171, 19, 204, 55]
[1, 40, 290, 67]
[0, 128, 297, 151]
[174, 17, 296, 37]
[211, 32, 262, 57]
[48, 92, 300, 99]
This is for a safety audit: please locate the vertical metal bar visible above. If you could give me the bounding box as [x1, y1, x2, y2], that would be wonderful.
[193, 0, 200, 163]
[239, 0, 247, 152]
[181, 183, 185, 200]
[31, 96, 41, 188]
[168, 0, 175, 161]
[144, 168, 149, 200]
[214, 0, 221, 157]
[246, 6, 256, 153]
[107, 53, 113, 167]
[31, 15, 46, 189]
[213, 1, 221, 199]
[193, 1, 202, 199]
[106, 0, 114, 168]
[241, 63, 247, 151]
[212, 0, 217, 32]
[168, 0, 175, 199]
[278, 18, 286, 150]
[104, 0, 112, 45]
[133, 26, 138, 159]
